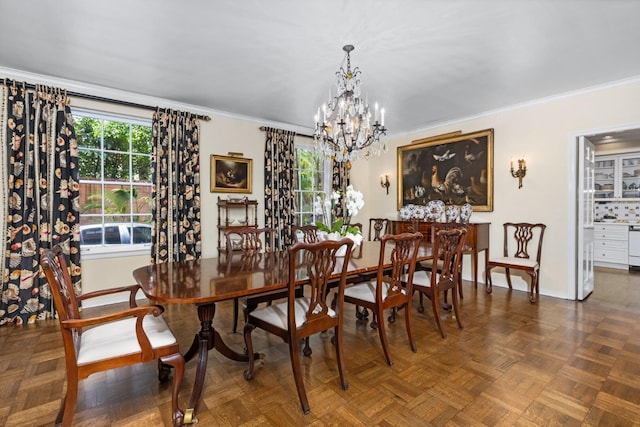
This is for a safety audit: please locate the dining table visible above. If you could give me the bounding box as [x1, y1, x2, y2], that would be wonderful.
[132, 240, 435, 424]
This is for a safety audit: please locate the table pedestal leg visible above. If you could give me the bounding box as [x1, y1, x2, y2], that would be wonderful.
[181, 302, 260, 424]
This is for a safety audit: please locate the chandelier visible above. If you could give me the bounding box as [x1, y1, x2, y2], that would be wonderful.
[313, 45, 387, 165]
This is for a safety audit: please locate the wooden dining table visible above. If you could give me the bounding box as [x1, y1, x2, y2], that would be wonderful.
[132, 240, 435, 424]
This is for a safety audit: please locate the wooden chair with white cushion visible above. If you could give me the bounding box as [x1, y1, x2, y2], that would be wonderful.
[485, 222, 547, 303]
[343, 232, 422, 365]
[40, 244, 185, 427]
[242, 237, 354, 414]
[409, 227, 467, 338]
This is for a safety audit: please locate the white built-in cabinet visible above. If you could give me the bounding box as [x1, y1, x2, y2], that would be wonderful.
[595, 152, 640, 200]
[594, 223, 628, 268]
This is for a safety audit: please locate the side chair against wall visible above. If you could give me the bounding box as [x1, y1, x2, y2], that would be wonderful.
[368, 217, 388, 242]
[409, 227, 467, 338]
[485, 222, 547, 303]
[343, 232, 422, 366]
[40, 245, 185, 427]
[243, 238, 355, 414]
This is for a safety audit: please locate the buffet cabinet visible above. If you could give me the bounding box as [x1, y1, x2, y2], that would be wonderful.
[388, 220, 490, 287]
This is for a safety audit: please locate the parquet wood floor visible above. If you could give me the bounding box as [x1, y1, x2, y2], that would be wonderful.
[2, 268, 640, 426]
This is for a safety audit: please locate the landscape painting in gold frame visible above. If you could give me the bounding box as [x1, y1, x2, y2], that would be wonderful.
[211, 154, 252, 193]
[397, 128, 493, 211]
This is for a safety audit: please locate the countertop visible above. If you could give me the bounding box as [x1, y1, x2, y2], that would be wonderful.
[594, 220, 639, 225]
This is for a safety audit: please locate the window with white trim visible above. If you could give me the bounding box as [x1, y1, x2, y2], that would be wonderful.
[74, 109, 153, 255]
[293, 143, 330, 225]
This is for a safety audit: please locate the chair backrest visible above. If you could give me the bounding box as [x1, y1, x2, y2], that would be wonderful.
[292, 224, 320, 244]
[40, 245, 83, 364]
[225, 227, 275, 257]
[368, 218, 388, 241]
[41, 245, 80, 323]
[429, 227, 467, 290]
[288, 238, 354, 330]
[502, 222, 546, 263]
[376, 232, 423, 303]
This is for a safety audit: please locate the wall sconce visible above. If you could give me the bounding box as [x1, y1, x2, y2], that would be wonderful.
[510, 158, 527, 189]
[380, 174, 390, 194]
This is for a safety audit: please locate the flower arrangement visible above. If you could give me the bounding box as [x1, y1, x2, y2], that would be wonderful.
[314, 185, 365, 245]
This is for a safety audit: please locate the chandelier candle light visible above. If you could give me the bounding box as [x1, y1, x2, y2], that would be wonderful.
[314, 45, 387, 166]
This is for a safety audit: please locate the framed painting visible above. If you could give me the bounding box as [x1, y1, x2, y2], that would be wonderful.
[397, 128, 494, 211]
[211, 154, 252, 193]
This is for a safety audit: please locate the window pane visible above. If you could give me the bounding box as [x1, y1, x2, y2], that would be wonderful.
[104, 184, 133, 214]
[131, 154, 151, 182]
[78, 149, 102, 180]
[74, 116, 101, 149]
[80, 182, 103, 216]
[103, 121, 131, 151]
[131, 184, 152, 217]
[104, 152, 131, 181]
[132, 124, 152, 155]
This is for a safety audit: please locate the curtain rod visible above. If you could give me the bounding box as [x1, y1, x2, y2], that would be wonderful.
[259, 126, 313, 139]
[3, 78, 211, 122]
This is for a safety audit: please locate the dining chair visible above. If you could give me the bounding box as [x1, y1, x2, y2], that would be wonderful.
[343, 232, 422, 366]
[368, 217, 388, 241]
[429, 222, 469, 300]
[292, 224, 320, 243]
[40, 244, 185, 427]
[486, 222, 547, 303]
[225, 227, 285, 333]
[243, 237, 355, 414]
[409, 227, 467, 338]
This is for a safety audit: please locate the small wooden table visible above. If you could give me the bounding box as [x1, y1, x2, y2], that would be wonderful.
[133, 241, 435, 424]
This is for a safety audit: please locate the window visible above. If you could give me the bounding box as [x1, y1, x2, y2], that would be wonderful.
[293, 144, 330, 225]
[74, 109, 153, 254]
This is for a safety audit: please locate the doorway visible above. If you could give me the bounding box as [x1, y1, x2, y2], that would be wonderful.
[574, 125, 640, 301]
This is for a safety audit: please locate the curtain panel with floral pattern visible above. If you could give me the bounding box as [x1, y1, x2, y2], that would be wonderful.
[332, 160, 351, 219]
[150, 109, 201, 263]
[0, 82, 81, 325]
[264, 128, 296, 249]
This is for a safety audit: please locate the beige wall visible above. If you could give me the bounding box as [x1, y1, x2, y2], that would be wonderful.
[362, 79, 640, 299]
[6, 75, 640, 302]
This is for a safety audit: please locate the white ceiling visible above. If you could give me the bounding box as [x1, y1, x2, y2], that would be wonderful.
[1, 0, 640, 137]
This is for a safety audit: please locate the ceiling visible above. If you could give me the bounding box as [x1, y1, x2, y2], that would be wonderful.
[1, 0, 640, 137]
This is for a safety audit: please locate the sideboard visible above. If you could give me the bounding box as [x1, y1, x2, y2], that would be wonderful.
[388, 220, 490, 288]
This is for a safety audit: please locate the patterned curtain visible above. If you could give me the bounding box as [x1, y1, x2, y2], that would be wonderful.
[150, 108, 201, 263]
[264, 127, 295, 249]
[332, 160, 351, 220]
[0, 81, 81, 325]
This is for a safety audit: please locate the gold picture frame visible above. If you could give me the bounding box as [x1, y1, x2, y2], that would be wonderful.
[397, 128, 494, 211]
[211, 154, 252, 193]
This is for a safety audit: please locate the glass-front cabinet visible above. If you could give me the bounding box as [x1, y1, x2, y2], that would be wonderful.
[595, 156, 615, 199]
[620, 153, 640, 198]
[595, 152, 640, 200]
